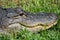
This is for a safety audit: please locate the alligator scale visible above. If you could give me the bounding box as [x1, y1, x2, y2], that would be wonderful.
[0, 7, 58, 34]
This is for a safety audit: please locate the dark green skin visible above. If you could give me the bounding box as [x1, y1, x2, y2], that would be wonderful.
[0, 7, 58, 33]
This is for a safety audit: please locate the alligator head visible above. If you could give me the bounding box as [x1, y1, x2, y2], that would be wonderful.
[0, 7, 58, 33]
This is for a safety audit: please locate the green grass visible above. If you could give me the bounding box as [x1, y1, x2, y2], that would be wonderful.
[0, 0, 60, 40]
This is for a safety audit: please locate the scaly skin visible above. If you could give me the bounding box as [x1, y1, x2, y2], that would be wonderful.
[0, 7, 58, 34]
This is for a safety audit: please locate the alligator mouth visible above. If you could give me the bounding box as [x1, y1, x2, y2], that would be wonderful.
[20, 20, 57, 32]
[6, 18, 58, 33]
[23, 20, 58, 32]
[19, 19, 57, 28]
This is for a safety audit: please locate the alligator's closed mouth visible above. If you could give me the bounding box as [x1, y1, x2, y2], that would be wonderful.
[19, 19, 57, 28]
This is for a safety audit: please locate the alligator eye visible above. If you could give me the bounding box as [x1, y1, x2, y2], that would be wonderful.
[19, 13, 24, 16]
[19, 12, 27, 17]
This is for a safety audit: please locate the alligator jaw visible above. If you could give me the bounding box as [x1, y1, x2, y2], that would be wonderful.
[22, 20, 58, 32]
[8, 19, 58, 33]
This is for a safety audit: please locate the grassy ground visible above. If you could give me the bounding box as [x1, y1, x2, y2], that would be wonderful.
[0, 0, 60, 40]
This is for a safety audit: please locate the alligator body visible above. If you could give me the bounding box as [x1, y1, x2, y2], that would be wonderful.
[0, 7, 58, 34]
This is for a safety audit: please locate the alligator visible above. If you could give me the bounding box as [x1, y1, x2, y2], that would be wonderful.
[0, 7, 58, 34]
